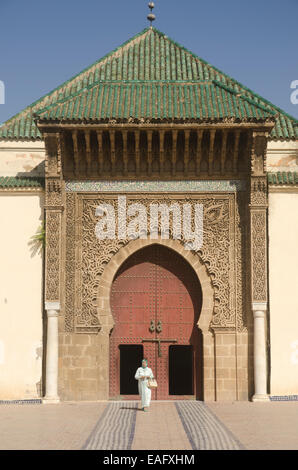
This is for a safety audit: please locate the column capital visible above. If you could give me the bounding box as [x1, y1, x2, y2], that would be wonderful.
[252, 302, 267, 313]
[45, 302, 60, 311]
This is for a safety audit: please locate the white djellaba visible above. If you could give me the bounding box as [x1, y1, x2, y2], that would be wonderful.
[135, 359, 154, 411]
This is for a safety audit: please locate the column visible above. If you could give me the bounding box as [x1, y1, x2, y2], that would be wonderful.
[43, 132, 63, 404]
[249, 130, 272, 403]
[252, 303, 269, 402]
[42, 302, 60, 404]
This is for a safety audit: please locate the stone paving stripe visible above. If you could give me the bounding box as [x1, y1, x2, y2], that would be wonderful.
[175, 401, 245, 450]
[0, 399, 42, 405]
[82, 402, 138, 450]
[270, 395, 298, 401]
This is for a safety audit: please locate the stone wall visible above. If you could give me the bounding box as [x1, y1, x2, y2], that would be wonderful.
[58, 331, 109, 401]
[0, 191, 44, 399]
[268, 190, 298, 395]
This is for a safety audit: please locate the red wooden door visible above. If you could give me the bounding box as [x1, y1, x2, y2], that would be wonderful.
[109, 245, 202, 400]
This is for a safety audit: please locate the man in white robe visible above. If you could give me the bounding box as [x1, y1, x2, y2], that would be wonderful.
[135, 359, 154, 411]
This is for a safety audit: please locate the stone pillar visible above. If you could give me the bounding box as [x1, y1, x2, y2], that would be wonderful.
[43, 303, 60, 404]
[42, 132, 64, 404]
[252, 303, 269, 401]
[249, 130, 272, 402]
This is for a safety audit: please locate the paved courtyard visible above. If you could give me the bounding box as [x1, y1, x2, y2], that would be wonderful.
[0, 400, 297, 450]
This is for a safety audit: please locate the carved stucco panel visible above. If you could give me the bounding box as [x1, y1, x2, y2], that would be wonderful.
[251, 210, 267, 302]
[45, 211, 61, 302]
[64, 193, 246, 332]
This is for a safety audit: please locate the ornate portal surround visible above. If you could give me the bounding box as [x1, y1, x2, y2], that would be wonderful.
[63, 180, 248, 336]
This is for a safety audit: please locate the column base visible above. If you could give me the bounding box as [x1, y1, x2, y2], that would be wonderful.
[252, 394, 270, 402]
[42, 396, 60, 404]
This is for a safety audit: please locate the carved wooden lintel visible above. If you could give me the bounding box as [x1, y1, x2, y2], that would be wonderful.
[71, 130, 79, 176]
[85, 130, 92, 175]
[49, 127, 255, 179]
[96, 130, 103, 175]
[109, 130, 116, 176]
[172, 130, 178, 176]
[221, 130, 228, 175]
[147, 130, 153, 176]
[134, 130, 140, 176]
[233, 130, 241, 174]
[122, 130, 128, 175]
[208, 130, 216, 176]
[196, 130, 203, 176]
[184, 130, 190, 176]
[159, 130, 165, 175]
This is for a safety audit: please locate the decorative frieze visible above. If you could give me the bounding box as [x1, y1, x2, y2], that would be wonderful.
[65, 179, 246, 193]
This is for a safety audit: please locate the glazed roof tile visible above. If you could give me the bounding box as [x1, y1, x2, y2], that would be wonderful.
[268, 171, 298, 185]
[0, 28, 297, 140]
[0, 176, 44, 188]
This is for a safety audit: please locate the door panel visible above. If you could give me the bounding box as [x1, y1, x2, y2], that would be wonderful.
[169, 345, 194, 395]
[109, 245, 202, 400]
[120, 345, 144, 395]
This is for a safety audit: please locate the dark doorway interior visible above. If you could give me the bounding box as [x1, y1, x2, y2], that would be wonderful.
[169, 345, 193, 395]
[119, 345, 144, 395]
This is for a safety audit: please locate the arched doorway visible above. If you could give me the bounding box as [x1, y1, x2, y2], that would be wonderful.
[109, 244, 203, 400]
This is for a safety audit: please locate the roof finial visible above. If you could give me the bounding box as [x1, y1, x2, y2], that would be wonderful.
[147, 2, 156, 28]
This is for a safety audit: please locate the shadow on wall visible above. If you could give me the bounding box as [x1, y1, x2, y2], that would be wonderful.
[16, 159, 45, 178]
[16, 164, 45, 258]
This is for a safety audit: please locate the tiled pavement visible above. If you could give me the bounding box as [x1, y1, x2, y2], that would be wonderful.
[0, 400, 297, 450]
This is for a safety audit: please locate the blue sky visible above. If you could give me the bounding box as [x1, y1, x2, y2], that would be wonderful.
[0, 0, 297, 125]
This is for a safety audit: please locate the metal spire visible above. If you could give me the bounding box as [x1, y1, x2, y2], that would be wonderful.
[147, 2, 156, 28]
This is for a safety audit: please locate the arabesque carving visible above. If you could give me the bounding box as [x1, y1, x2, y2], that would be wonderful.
[65, 193, 76, 331]
[64, 193, 246, 332]
[46, 179, 62, 207]
[45, 211, 61, 302]
[251, 211, 267, 302]
[249, 131, 269, 304]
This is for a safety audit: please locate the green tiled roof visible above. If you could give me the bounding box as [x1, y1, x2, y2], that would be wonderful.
[268, 171, 298, 185]
[0, 176, 44, 188]
[0, 28, 297, 140]
[35, 80, 276, 122]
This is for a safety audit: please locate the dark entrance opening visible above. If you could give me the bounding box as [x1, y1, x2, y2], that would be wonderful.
[169, 345, 193, 395]
[119, 344, 144, 395]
